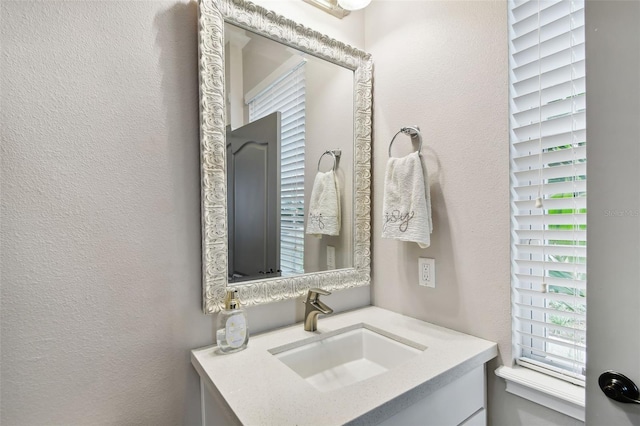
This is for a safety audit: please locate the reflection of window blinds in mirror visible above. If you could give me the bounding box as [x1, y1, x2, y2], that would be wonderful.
[248, 62, 306, 275]
[509, 0, 586, 384]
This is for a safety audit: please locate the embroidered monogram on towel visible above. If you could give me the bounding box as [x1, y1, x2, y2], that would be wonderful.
[383, 210, 415, 233]
[308, 213, 340, 231]
[308, 213, 325, 230]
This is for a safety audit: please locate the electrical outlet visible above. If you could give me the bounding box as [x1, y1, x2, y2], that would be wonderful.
[327, 246, 336, 270]
[418, 258, 435, 288]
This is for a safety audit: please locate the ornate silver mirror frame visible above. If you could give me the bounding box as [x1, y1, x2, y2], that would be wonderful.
[198, 0, 372, 313]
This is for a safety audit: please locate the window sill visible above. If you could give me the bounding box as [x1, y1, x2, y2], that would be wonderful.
[495, 366, 585, 422]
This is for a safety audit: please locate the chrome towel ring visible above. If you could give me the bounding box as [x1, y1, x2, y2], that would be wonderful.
[317, 149, 341, 172]
[388, 126, 423, 157]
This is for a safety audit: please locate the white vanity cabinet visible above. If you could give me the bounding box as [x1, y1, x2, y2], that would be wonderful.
[192, 307, 497, 426]
[376, 365, 487, 426]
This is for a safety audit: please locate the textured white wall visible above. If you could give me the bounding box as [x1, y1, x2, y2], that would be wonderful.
[365, 2, 581, 425]
[2, 2, 210, 424]
[0, 1, 368, 425]
[366, 0, 511, 366]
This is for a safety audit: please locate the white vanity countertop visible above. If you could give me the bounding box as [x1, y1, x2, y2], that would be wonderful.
[191, 306, 498, 426]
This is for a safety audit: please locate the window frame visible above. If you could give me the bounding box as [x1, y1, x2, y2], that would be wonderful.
[508, 0, 587, 386]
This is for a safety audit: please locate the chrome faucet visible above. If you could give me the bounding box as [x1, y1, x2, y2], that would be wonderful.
[303, 288, 334, 331]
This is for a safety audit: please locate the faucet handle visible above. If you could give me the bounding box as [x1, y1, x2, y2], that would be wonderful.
[306, 288, 331, 302]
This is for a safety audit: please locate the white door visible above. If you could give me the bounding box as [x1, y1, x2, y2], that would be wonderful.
[585, 1, 640, 424]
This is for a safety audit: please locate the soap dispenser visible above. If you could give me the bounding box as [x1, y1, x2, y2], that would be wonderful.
[216, 289, 249, 354]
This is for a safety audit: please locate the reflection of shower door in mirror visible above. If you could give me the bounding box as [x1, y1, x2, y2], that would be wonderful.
[226, 112, 281, 282]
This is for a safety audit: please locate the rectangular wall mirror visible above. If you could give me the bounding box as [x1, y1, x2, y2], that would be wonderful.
[198, 0, 372, 313]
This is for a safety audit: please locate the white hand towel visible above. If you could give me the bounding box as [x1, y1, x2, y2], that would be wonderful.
[306, 170, 341, 237]
[382, 151, 432, 248]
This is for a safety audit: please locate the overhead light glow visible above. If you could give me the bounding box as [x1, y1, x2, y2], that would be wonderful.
[337, 0, 371, 11]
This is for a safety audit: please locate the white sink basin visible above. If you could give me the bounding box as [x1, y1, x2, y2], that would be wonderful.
[268, 323, 427, 392]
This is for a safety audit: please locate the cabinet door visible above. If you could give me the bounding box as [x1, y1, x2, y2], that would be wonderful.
[200, 379, 241, 426]
[377, 365, 486, 426]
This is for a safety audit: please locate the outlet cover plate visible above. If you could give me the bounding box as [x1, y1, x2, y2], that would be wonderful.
[327, 246, 336, 270]
[418, 258, 435, 288]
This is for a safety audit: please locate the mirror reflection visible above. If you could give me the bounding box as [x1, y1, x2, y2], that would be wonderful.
[224, 23, 354, 283]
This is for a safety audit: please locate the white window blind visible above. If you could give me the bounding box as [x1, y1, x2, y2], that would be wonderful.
[248, 62, 306, 275]
[509, 0, 586, 385]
